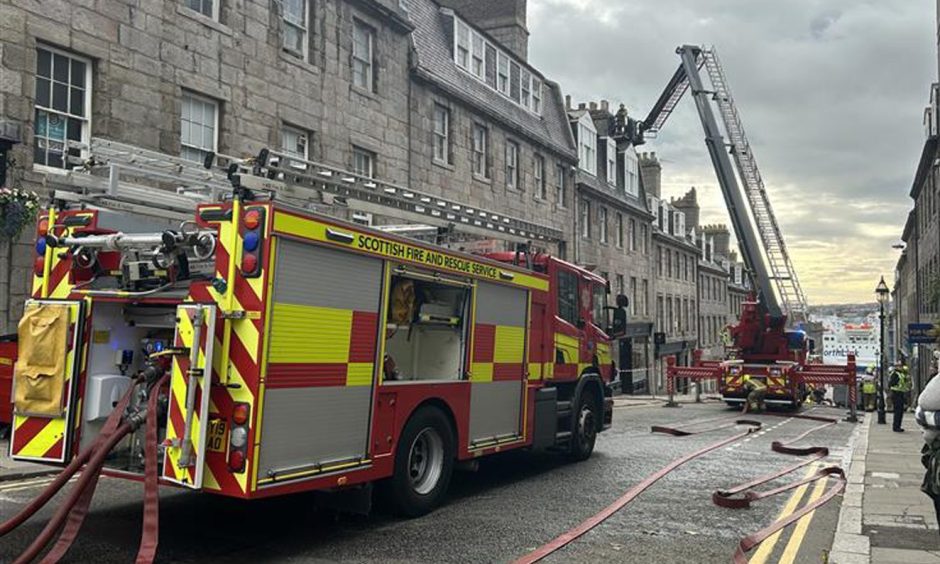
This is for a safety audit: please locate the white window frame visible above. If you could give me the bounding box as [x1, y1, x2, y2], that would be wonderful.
[455, 20, 470, 69]
[33, 44, 92, 171]
[180, 91, 219, 164]
[281, 0, 309, 60]
[580, 199, 590, 239]
[352, 146, 375, 178]
[451, 16, 542, 115]
[577, 116, 597, 175]
[616, 213, 623, 248]
[505, 140, 519, 189]
[471, 31, 485, 78]
[532, 78, 542, 115]
[472, 123, 488, 178]
[606, 138, 617, 186]
[352, 211, 374, 226]
[521, 69, 531, 109]
[280, 124, 309, 170]
[624, 145, 639, 196]
[185, 0, 219, 20]
[497, 52, 510, 95]
[352, 19, 374, 91]
[555, 162, 567, 208]
[432, 104, 450, 164]
[534, 154, 546, 200]
[599, 206, 608, 243]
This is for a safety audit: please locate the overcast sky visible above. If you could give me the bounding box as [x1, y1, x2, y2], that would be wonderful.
[528, 0, 936, 304]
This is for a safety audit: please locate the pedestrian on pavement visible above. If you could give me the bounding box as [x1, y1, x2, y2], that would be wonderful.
[741, 375, 766, 414]
[916, 358, 940, 536]
[889, 362, 912, 432]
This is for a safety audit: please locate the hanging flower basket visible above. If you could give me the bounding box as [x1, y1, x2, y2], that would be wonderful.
[0, 188, 41, 241]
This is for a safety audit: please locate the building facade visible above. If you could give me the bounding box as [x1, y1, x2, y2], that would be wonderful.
[567, 100, 655, 392]
[0, 0, 578, 333]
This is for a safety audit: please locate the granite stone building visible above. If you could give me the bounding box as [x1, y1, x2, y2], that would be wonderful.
[0, 0, 577, 332]
[566, 99, 655, 391]
[644, 174, 701, 392]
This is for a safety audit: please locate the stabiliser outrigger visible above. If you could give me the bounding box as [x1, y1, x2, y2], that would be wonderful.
[4, 139, 616, 561]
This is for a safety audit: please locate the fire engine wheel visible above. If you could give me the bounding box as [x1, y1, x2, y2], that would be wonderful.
[569, 391, 599, 461]
[386, 407, 455, 517]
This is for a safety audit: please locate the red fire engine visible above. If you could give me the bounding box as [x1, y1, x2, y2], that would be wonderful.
[6, 142, 614, 544]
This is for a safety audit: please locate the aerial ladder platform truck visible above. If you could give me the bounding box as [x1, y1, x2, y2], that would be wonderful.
[645, 46, 856, 410]
[2, 139, 614, 561]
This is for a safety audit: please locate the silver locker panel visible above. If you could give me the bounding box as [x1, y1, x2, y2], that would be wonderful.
[469, 380, 523, 444]
[258, 387, 373, 479]
[273, 238, 382, 312]
[475, 282, 527, 327]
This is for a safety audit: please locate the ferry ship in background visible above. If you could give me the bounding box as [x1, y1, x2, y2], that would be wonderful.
[816, 312, 881, 371]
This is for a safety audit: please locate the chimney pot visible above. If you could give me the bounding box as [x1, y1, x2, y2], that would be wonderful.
[565, 95, 571, 110]
[578, 102, 586, 110]
[601, 100, 609, 111]
[589, 102, 597, 110]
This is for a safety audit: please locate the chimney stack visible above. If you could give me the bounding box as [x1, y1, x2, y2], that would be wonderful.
[589, 101, 597, 111]
[600, 100, 609, 112]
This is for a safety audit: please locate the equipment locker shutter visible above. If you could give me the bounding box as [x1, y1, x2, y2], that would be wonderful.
[469, 281, 527, 446]
[258, 240, 382, 483]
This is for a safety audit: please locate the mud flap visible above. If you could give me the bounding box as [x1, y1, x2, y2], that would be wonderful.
[162, 304, 216, 489]
[10, 299, 85, 463]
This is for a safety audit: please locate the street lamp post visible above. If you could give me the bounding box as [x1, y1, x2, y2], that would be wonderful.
[876, 276, 890, 425]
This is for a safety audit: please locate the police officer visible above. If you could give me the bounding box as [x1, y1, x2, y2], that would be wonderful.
[889, 363, 912, 432]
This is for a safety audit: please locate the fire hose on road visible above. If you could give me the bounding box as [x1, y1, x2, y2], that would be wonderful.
[514, 410, 848, 564]
[0, 366, 169, 564]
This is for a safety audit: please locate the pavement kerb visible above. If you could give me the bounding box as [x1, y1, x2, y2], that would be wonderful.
[829, 414, 872, 564]
[0, 467, 58, 483]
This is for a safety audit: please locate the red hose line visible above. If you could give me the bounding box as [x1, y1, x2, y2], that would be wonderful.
[135, 376, 168, 564]
[512, 421, 762, 564]
[0, 380, 139, 537]
[14, 421, 133, 564]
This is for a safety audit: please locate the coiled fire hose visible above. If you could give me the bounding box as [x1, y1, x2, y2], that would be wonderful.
[1, 368, 169, 564]
[514, 410, 848, 564]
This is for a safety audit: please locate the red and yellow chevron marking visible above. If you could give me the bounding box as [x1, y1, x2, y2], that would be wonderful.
[189, 203, 268, 496]
[470, 323, 525, 382]
[10, 301, 82, 463]
[767, 376, 787, 389]
[265, 303, 378, 388]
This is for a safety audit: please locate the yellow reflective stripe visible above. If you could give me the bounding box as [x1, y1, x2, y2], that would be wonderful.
[493, 325, 525, 363]
[272, 210, 548, 291]
[268, 303, 352, 364]
[528, 362, 542, 380]
[471, 362, 493, 382]
[346, 363, 374, 386]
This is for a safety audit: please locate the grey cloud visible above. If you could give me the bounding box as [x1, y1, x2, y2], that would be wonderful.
[528, 0, 934, 302]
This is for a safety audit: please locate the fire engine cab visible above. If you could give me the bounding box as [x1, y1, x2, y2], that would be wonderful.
[9, 142, 614, 519]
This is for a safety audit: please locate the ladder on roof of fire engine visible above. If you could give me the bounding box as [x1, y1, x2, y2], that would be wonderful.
[50, 138, 563, 244]
[640, 46, 808, 325]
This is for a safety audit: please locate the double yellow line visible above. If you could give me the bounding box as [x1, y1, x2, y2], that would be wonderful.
[749, 463, 829, 564]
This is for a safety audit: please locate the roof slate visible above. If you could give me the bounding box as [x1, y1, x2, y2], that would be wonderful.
[407, 0, 577, 160]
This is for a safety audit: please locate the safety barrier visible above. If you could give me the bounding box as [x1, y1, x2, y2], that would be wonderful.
[664, 351, 859, 422]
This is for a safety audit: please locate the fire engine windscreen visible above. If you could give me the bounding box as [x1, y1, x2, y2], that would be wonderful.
[384, 272, 470, 382]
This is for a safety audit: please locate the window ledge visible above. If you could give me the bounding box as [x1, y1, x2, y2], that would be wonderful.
[351, 84, 378, 101]
[176, 5, 232, 36]
[432, 158, 454, 171]
[472, 173, 491, 185]
[278, 50, 319, 74]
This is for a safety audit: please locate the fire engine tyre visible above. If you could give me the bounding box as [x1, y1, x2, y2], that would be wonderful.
[569, 389, 600, 461]
[386, 407, 455, 517]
